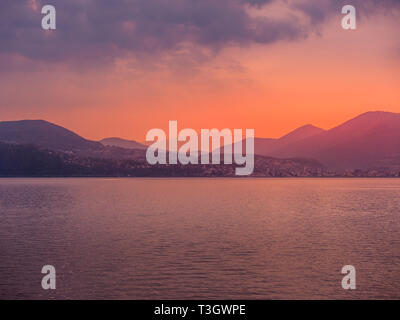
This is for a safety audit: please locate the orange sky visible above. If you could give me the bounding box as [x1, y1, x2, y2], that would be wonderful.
[1, 5, 399, 142]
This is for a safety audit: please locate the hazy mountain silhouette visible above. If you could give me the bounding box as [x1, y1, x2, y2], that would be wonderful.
[100, 137, 146, 150]
[2, 112, 400, 174]
[0, 120, 103, 151]
[246, 124, 324, 156]
[270, 111, 400, 170]
[222, 124, 324, 157]
[0, 119, 328, 177]
[222, 111, 400, 170]
[277, 124, 325, 146]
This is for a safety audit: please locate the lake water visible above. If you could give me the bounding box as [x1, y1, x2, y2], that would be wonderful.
[0, 178, 399, 299]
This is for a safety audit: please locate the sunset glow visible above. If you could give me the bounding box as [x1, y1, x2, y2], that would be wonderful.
[1, 1, 399, 142]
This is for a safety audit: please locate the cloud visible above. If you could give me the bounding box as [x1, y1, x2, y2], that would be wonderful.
[0, 0, 399, 70]
[0, 1, 301, 65]
[293, 0, 400, 24]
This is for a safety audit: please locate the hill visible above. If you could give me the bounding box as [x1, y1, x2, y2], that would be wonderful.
[0, 120, 103, 151]
[221, 124, 325, 156]
[271, 111, 400, 170]
[100, 137, 146, 150]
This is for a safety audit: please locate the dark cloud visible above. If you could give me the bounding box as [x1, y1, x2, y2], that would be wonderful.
[0, 0, 302, 67]
[293, 0, 400, 25]
[0, 0, 398, 69]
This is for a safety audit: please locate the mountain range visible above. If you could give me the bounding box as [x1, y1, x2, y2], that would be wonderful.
[100, 137, 147, 150]
[1, 111, 400, 176]
[223, 111, 400, 170]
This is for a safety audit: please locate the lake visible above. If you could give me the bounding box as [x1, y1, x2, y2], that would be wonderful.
[0, 178, 399, 299]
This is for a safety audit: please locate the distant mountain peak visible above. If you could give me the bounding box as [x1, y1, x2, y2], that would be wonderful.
[346, 111, 400, 122]
[358, 110, 396, 116]
[2, 119, 56, 126]
[0, 119, 103, 151]
[299, 123, 318, 128]
[100, 137, 146, 150]
[271, 110, 400, 170]
[278, 123, 325, 145]
[330, 111, 400, 132]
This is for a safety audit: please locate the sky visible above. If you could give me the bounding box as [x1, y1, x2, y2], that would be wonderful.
[0, 0, 399, 142]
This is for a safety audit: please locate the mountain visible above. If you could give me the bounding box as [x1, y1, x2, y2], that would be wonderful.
[252, 124, 325, 156]
[277, 124, 325, 146]
[100, 137, 146, 150]
[221, 124, 324, 156]
[0, 120, 327, 177]
[2, 112, 400, 175]
[222, 111, 400, 170]
[0, 120, 103, 151]
[271, 111, 400, 170]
